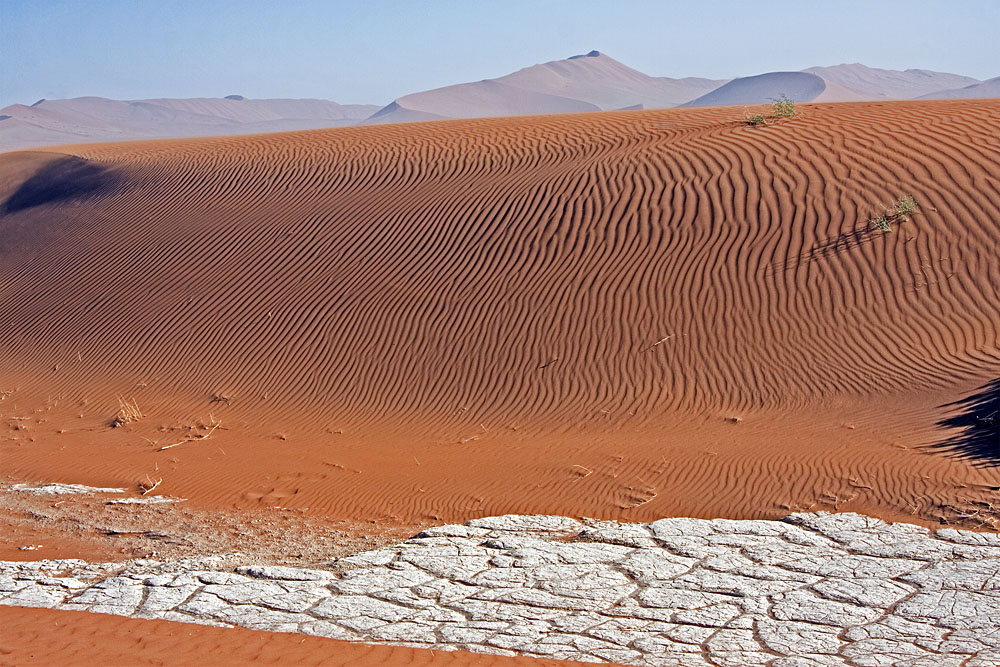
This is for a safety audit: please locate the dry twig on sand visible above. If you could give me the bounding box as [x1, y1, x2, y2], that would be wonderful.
[111, 397, 144, 428]
[139, 475, 162, 496]
[645, 335, 673, 351]
[157, 414, 221, 451]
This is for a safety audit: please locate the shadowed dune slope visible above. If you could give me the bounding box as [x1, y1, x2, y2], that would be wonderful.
[683, 71, 869, 106]
[1, 100, 998, 528]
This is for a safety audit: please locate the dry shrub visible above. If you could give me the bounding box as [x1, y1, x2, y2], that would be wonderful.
[111, 397, 143, 428]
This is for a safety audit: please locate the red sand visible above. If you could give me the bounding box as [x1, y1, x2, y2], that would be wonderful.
[1, 101, 999, 661]
[0, 606, 578, 666]
[2, 100, 997, 532]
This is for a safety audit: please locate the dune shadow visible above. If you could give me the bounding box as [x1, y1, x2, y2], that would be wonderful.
[2, 155, 118, 215]
[929, 378, 1000, 467]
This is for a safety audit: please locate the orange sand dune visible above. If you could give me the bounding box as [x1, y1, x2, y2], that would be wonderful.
[1, 100, 998, 531]
[0, 606, 577, 666]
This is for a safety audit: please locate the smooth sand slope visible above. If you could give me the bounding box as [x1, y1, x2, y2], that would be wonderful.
[1, 100, 998, 535]
[682, 71, 870, 106]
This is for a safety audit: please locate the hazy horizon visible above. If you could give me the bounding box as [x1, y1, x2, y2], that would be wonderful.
[2, 0, 997, 108]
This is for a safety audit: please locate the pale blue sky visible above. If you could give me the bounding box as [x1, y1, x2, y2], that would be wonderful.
[2, 0, 997, 108]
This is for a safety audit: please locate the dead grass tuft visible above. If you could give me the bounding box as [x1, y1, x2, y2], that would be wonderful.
[111, 397, 143, 428]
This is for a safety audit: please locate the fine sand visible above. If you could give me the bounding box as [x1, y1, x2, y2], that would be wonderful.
[0, 99, 998, 661]
[0, 606, 577, 666]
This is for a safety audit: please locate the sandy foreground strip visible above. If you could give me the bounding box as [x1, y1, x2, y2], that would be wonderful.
[2, 511, 999, 666]
[0, 607, 577, 667]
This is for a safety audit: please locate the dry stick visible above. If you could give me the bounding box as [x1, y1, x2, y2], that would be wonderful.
[157, 416, 221, 451]
[646, 335, 673, 351]
[571, 464, 594, 479]
[140, 476, 162, 496]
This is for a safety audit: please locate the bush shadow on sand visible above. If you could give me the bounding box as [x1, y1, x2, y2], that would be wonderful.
[929, 378, 1000, 467]
[2, 155, 118, 215]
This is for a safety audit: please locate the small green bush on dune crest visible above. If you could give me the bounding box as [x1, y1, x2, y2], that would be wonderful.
[771, 94, 796, 118]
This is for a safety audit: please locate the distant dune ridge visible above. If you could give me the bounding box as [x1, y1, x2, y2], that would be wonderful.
[1, 100, 998, 530]
[804, 63, 981, 100]
[917, 75, 1000, 99]
[2, 52, 995, 151]
[681, 63, 990, 107]
[365, 51, 726, 124]
[0, 97, 378, 152]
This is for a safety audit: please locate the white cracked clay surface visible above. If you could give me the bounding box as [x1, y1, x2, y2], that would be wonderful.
[3, 512, 999, 666]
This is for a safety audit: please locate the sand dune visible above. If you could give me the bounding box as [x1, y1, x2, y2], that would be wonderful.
[367, 80, 601, 123]
[366, 51, 726, 124]
[0, 100, 998, 532]
[682, 65, 987, 108]
[682, 71, 871, 106]
[917, 75, 1000, 100]
[804, 64, 981, 100]
[0, 97, 379, 152]
[492, 51, 726, 109]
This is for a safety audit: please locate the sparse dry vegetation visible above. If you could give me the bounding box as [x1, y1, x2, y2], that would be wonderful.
[139, 475, 163, 495]
[111, 397, 143, 428]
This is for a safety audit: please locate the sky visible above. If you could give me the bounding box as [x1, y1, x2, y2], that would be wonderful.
[2, 0, 997, 108]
